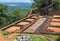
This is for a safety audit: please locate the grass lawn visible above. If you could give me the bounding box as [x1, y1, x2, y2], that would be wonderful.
[41, 34, 60, 40]
[31, 35, 48, 41]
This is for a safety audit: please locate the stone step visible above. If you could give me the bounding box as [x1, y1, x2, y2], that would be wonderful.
[50, 22, 60, 26]
[48, 15, 60, 33]
[26, 19, 35, 22]
[53, 15, 60, 18]
[52, 19, 60, 22]
[47, 27, 60, 32]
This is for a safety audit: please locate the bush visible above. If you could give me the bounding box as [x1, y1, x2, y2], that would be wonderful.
[52, 0, 60, 9]
[57, 37, 60, 41]
[1, 31, 12, 35]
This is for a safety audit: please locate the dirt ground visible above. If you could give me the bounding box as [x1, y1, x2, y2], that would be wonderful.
[0, 32, 17, 41]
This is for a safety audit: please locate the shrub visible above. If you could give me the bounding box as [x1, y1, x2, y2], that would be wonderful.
[1, 31, 12, 35]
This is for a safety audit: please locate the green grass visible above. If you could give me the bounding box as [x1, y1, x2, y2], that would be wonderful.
[13, 35, 47, 41]
[12, 36, 17, 41]
[31, 35, 48, 41]
[42, 34, 60, 40]
[1, 31, 12, 35]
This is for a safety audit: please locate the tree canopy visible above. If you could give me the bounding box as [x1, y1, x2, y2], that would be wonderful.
[0, 4, 24, 28]
[0, 4, 9, 27]
[32, 0, 60, 10]
[0, 4, 8, 19]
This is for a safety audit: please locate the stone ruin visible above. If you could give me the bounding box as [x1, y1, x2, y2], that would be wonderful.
[14, 35, 32, 41]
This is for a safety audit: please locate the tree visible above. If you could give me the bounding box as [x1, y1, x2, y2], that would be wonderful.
[10, 9, 21, 22]
[32, 0, 49, 15]
[0, 4, 8, 19]
[32, 0, 48, 9]
[12, 9, 21, 16]
[32, 0, 59, 10]
[32, 0, 60, 15]
[0, 17, 7, 27]
[0, 4, 9, 27]
[52, 0, 60, 9]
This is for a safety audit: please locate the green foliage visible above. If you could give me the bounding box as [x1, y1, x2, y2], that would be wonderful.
[0, 4, 7, 10]
[32, 0, 41, 9]
[0, 4, 26, 28]
[57, 37, 60, 41]
[0, 4, 8, 14]
[32, 0, 60, 10]
[42, 34, 60, 40]
[0, 17, 7, 27]
[1, 31, 12, 35]
[31, 35, 47, 41]
[32, 0, 48, 9]
[0, 4, 9, 27]
[11, 9, 21, 21]
[52, 0, 60, 9]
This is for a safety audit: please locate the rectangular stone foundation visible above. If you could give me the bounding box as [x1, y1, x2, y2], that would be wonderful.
[23, 16, 53, 34]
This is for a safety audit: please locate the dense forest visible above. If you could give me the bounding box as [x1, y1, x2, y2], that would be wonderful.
[0, 0, 60, 28]
[0, 4, 26, 27]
